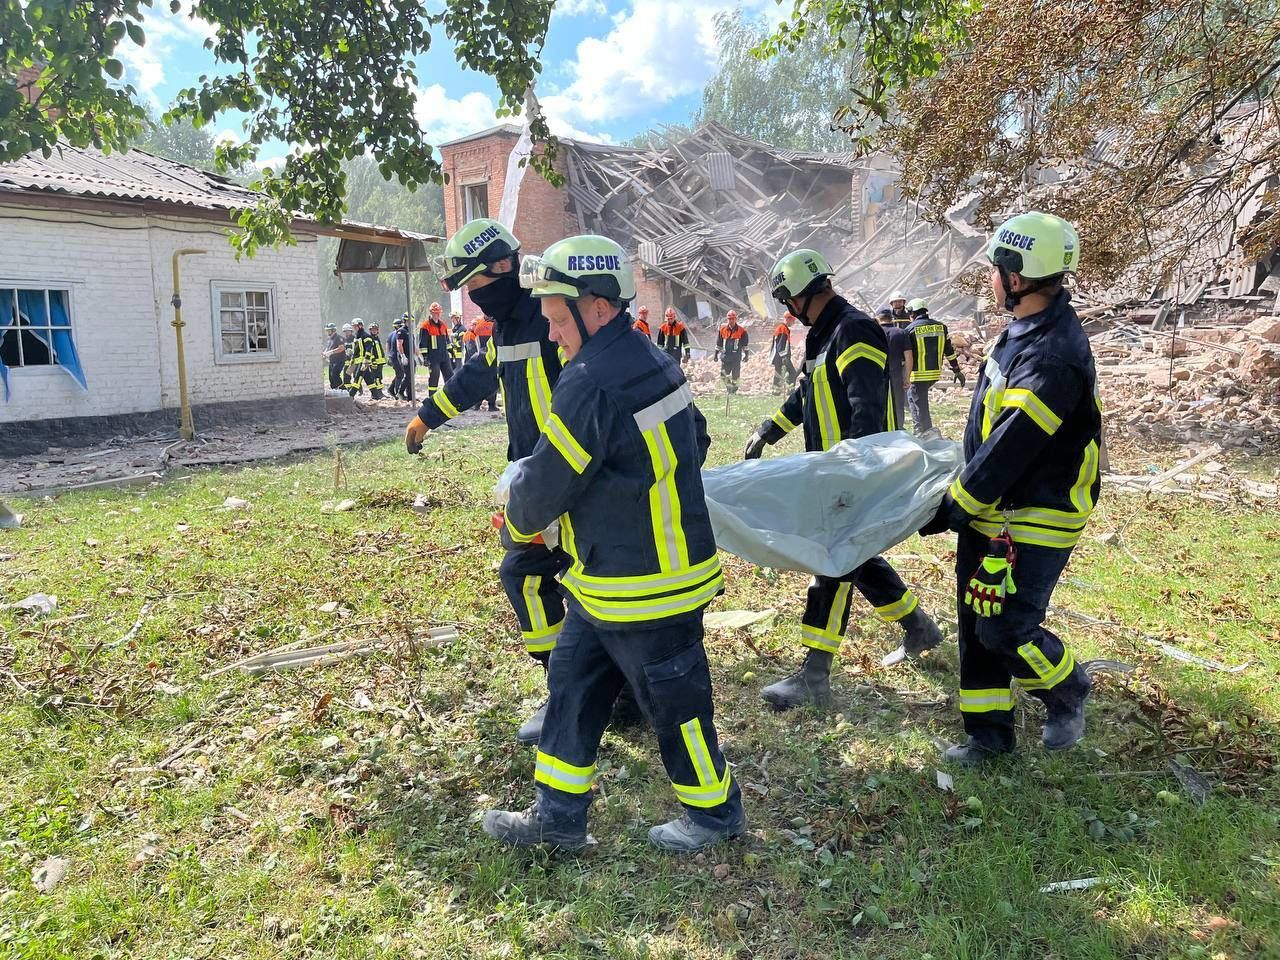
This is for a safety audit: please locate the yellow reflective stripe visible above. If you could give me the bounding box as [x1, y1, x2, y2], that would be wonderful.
[522, 576, 547, 635]
[527, 358, 552, 433]
[950, 477, 995, 516]
[681, 718, 718, 788]
[524, 619, 562, 654]
[1015, 644, 1075, 690]
[771, 409, 798, 433]
[800, 624, 844, 653]
[559, 512, 578, 562]
[433, 389, 461, 419]
[672, 769, 733, 808]
[1002, 388, 1062, 435]
[1069, 440, 1100, 516]
[874, 591, 919, 623]
[811, 367, 840, 452]
[968, 519, 1083, 549]
[534, 751, 594, 794]
[835, 342, 887, 374]
[825, 582, 851, 636]
[909, 370, 942, 383]
[544, 412, 591, 474]
[485, 337, 496, 366]
[563, 568, 724, 623]
[563, 555, 721, 596]
[641, 423, 689, 573]
[885, 386, 896, 431]
[958, 688, 1014, 713]
[504, 513, 540, 544]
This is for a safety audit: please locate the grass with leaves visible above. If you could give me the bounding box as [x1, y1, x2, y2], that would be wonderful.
[2, 393, 1278, 960]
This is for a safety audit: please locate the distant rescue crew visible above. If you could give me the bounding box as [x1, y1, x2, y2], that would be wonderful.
[323, 322, 345, 390]
[420, 302, 455, 398]
[770, 312, 798, 389]
[656, 307, 690, 364]
[905, 298, 965, 435]
[877, 305, 912, 431]
[634, 305, 652, 338]
[715, 310, 749, 393]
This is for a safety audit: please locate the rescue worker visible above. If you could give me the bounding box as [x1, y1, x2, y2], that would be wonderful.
[420, 302, 455, 398]
[323, 322, 345, 390]
[462, 321, 479, 362]
[634, 304, 652, 339]
[364, 321, 388, 398]
[340, 323, 357, 393]
[715, 310, 749, 393]
[878, 305, 912, 431]
[743, 250, 943, 708]
[449, 311, 466, 366]
[348, 318, 383, 398]
[889, 291, 911, 327]
[905, 297, 965, 435]
[656, 307, 690, 364]
[919, 212, 1096, 766]
[770, 312, 798, 390]
[387, 317, 411, 400]
[472, 314, 499, 411]
[482, 234, 746, 854]
[401, 219, 570, 742]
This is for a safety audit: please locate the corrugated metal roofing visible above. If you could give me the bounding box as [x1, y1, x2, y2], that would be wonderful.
[0, 141, 261, 211]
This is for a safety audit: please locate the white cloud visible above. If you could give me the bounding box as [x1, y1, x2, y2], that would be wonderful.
[413, 83, 502, 146]
[554, 0, 608, 16]
[213, 129, 241, 147]
[118, 6, 218, 107]
[541, 0, 725, 128]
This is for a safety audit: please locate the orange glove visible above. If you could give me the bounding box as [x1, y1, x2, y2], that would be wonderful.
[405, 415, 429, 454]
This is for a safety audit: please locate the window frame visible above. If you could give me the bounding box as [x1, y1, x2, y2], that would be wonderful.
[210, 280, 281, 364]
[0, 280, 80, 375]
[462, 180, 490, 221]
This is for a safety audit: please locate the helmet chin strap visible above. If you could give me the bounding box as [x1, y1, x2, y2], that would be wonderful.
[568, 299, 591, 345]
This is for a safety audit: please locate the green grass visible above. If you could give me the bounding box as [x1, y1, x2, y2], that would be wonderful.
[2, 392, 1278, 960]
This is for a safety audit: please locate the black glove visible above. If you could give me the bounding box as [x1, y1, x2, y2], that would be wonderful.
[743, 350, 751, 361]
[743, 429, 768, 460]
[918, 494, 956, 536]
[683, 350, 691, 364]
[714, 350, 721, 361]
[953, 368, 966, 387]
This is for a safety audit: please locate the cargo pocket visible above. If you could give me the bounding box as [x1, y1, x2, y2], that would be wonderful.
[642, 641, 713, 729]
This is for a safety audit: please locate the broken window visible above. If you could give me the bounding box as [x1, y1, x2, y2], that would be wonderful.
[463, 182, 489, 220]
[0, 286, 88, 401]
[212, 283, 277, 362]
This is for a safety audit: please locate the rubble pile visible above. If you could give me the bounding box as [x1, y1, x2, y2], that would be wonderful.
[1094, 316, 1280, 451]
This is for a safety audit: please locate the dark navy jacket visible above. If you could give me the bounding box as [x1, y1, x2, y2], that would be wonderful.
[760, 295, 896, 450]
[946, 290, 1102, 550]
[504, 312, 722, 627]
[416, 288, 562, 462]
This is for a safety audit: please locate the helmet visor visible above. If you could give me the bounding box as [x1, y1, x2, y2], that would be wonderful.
[519, 255, 590, 295]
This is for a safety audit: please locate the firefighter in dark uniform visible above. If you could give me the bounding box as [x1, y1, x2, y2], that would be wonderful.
[634, 304, 652, 338]
[656, 307, 690, 364]
[419, 302, 454, 397]
[770, 312, 798, 390]
[323, 322, 345, 389]
[920, 212, 1096, 766]
[462, 322, 479, 361]
[365, 321, 388, 398]
[889, 291, 911, 327]
[449, 311, 466, 366]
[348, 319, 385, 399]
[402, 220, 575, 742]
[386, 317, 410, 400]
[482, 234, 746, 854]
[744, 249, 943, 708]
[877, 305, 912, 431]
[715, 310, 749, 393]
[905, 297, 965, 435]
[339, 322, 357, 392]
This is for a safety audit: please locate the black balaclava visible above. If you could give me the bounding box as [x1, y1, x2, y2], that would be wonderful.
[468, 275, 522, 319]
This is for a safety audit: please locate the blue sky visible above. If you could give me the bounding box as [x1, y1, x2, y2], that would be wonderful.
[120, 0, 781, 167]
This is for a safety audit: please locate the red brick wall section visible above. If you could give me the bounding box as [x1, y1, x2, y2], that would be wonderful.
[17, 65, 43, 107]
[439, 130, 576, 325]
[632, 266, 670, 321]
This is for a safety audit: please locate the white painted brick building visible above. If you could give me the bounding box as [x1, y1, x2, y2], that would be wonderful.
[0, 143, 427, 454]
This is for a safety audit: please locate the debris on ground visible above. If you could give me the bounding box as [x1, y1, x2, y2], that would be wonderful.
[2, 592, 57, 616]
[0, 500, 22, 528]
[32, 856, 71, 894]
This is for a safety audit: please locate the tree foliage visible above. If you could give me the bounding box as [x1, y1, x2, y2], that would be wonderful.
[880, 0, 1280, 289]
[2, 0, 552, 254]
[699, 10, 854, 152]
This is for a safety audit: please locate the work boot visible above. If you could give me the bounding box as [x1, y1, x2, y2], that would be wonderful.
[942, 737, 1011, 767]
[371, 388, 384, 400]
[516, 699, 548, 746]
[761, 649, 833, 710]
[902, 608, 944, 656]
[648, 811, 748, 854]
[1040, 667, 1092, 752]
[483, 803, 588, 851]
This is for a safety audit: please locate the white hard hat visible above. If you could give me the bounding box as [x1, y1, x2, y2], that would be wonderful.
[890, 291, 907, 302]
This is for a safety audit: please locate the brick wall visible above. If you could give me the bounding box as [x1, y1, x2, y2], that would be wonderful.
[440, 129, 575, 325]
[0, 203, 324, 426]
[16, 65, 42, 107]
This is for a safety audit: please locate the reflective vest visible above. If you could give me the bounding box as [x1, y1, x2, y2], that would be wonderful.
[657, 321, 688, 356]
[760, 295, 895, 450]
[634, 317, 651, 337]
[504, 313, 722, 626]
[947, 290, 1102, 550]
[420, 318, 450, 359]
[718, 325, 747, 355]
[352, 331, 385, 366]
[771, 324, 791, 361]
[905, 312, 957, 383]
